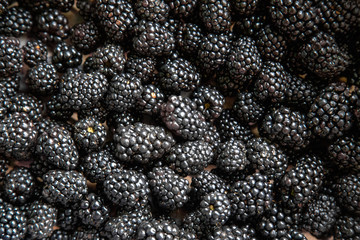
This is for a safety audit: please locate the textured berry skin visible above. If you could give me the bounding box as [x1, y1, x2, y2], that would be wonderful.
[71, 229, 105, 240]
[233, 91, 265, 124]
[78, 103, 108, 123]
[42, 170, 88, 207]
[136, 84, 165, 115]
[148, 167, 190, 210]
[158, 57, 201, 93]
[136, 219, 180, 239]
[56, 208, 79, 231]
[208, 224, 258, 240]
[49, 230, 73, 240]
[161, 95, 209, 140]
[232, 0, 259, 16]
[135, 0, 170, 22]
[103, 169, 150, 209]
[234, 13, 266, 36]
[49, 0, 74, 12]
[191, 170, 229, 201]
[0, 198, 27, 239]
[36, 126, 79, 170]
[7, 93, 44, 121]
[93, 44, 126, 78]
[216, 138, 248, 173]
[299, 31, 350, 79]
[27, 63, 59, 95]
[166, 140, 214, 176]
[0, 37, 23, 77]
[52, 42, 82, 72]
[126, 55, 156, 83]
[76, 0, 97, 21]
[278, 154, 324, 209]
[230, 173, 273, 221]
[176, 22, 203, 56]
[328, 135, 360, 172]
[0, 158, 8, 182]
[46, 94, 74, 121]
[256, 24, 287, 61]
[0, 74, 20, 99]
[260, 106, 311, 150]
[133, 20, 175, 56]
[26, 201, 57, 240]
[335, 173, 360, 213]
[199, 192, 231, 226]
[113, 122, 175, 164]
[74, 117, 106, 153]
[285, 74, 319, 109]
[0, 0, 9, 15]
[0, 7, 33, 37]
[78, 193, 110, 228]
[3, 167, 35, 205]
[35, 8, 70, 43]
[199, 0, 232, 32]
[168, 0, 197, 18]
[335, 215, 360, 239]
[192, 85, 225, 121]
[70, 21, 101, 54]
[0, 112, 37, 160]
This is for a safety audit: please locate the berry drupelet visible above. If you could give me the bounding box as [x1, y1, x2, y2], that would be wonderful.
[328, 135, 360, 172]
[92, 44, 126, 78]
[0, 7, 33, 37]
[199, 0, 232, 32]
[52, 42, 82, 72]
[0, 36, 23, 77]
[136, 84, 165, 115]
[233, 91, 265, 125]
[136, 219, 180, 239]
[49, 0, 74, 12]
[125, 55, 157, 83]
[77, 193, 110, 228]
[22, 39, 48, 67]
[199, 191, 231, 226]
[216, 138, 249, 173]
[335, 214, 360, 239]
[27, 63, 59, 95]
[135, 0, 170, 23]
[335, 173, 360, 213]
[56, 207, 79, 231]
[76, 0, 97, 21]
[70, 21, 102, 54]
[176, 22, 203, 56]
[192, 85, 225, 121]
[73, 117, 106, 153]
[256, 24, 287, 61]
[7, 93, 44, 122]
[208, 224, 258, 240]
[168, 0, 197, 19]
[78, 103, 108, 123]
[0, 198, 27, 239]
[191, 170, 229, 201]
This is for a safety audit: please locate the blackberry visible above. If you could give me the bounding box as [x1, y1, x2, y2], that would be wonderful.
[0, 74, 20, 99]
[49, 230, 73, 240]
[22, 40, 47, 67]
[133, 20, 175, 56]
[233, 91, 265, 125]
[260, 105, 311, 150]
[233, 13, 266, 36]
[136, 84, 165, 115]
[328, 135, 360, 171]
[216, 138, 248, 173]
[58, 70, 108, 111]
[19, 0, 51, 13]
[78, 193, 110, 228]
[299, 31, 350, 79]
[113, 122, 175, 164]
[198, 32, 232, 72]
[73, 117, 106, 153]
[7, 93, 44, 122]
[135, 0, 170, 22]
[256, 24, 287, 61]
[168, 0, 197, 18]
[0, 0, 8, 15]
[107, 111, 140, 131]
[42, 170, 88, 207]
[0, 157, 8, 182]
[71, 229, 106, 240]
[70, 21, 102, 54]
[232, 0, 259, 16]
[76, 0, 97, 21]
[52, 42, 82, 72]
[103, 169, 150, 209]
[49, 0, 74, 12]
[34, 118, 73, 137]
[46, 94, 74, 121]
[0, 37, 23, 77]
[125, 55, 157, 83]
[302, 193, 339, 238]
[166, 140, 214, 176]
[182, 210, 210, 238]
[229, 172, 273, 221]
[160, 95, 209, 140]
[216, 72, 244, 96]
[191, 170, 229, 201]
[148, 166, 190, 210]
[209, 224, 258, 240]
[35, 126, 79, 170]
[335, 173, 360, 213]
[269, 0, 319, 41]
[307, 82, 354, 140]
[192, 85, 225, 121]
[0, 7, 33, 37]
[3, 167, 35, 205]
[199, 191, 231, 226]
[93, 44, 126, 78]
[158, 57, 200, 93]
[27, 63, 59, 95]
[57, 208, 79, 231]
[35, 8, 70, 43]
[216, 110, 253, 142]
[137, 219, 180, 239]
[278, 154, 324, 209]
[26, 200, 57, 239]
[246, 137, 288, 180]
[227, 36, 263, 83]
[176, 23, 202, 56]
[199, 0, 232, 32]
[254, 61, 291, 103]
[0, 198, 27, 239]
[96, 0, 137, 42]
[0, 112, 37, 160]
[335, 215, 360, 239]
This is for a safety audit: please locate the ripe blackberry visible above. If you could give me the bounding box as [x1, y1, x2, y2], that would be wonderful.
[254, 61, 291, 103]
[199, 0, 231, 32]
[133, 20, 175, 56]
[216, 138, 248, 173]
[260, 105, 311, 150]
[0, 7, 33, 37]
[76, 0, 97, 21]
[166, 140, 214, 176]
[176, 23, 202, 56]
[52, 42, 82, 72]
[26, 201, 57, 239]
[113, 122, 175, 164]
[278, 154, 324, 209]
[3, 167, 35, 205]
[42, 170, 88, 207]
[0, 74, 20, 99]
[74, 117, 106, 153]
[0, 198, 27, 239]
[232, 0, 259, 16]
[209, 224, 258, 240]
[97, 0, 137, 42]
[191, 170, 229, 200]
[168, 0, 197, 18]
[57, 208, 79, 231]
[107, 111, 140, 131]
[299, 31, 350, 79]
[198, 32, 232, 72]
[335, 173, 360, 213]
[216, 72, 245, 96]
[233, 13, 266, 36]
[160, 95, 209, 140]
[93, 44, 126, 78]
[230, 172, 273, 221]
[148, 166, 190, 210]
[49, 0, 74, 12]
[192, 85, 225, 121]
[158, 57, 200, 93]
[227, 36, 263, 83]
[46, 94, 74, 121]
[302, 193, 339, 238]
[27, 63, 59, 95]
[328, 135, 360, 171]
[22, 40, 48, 67]
[71, 229, 105, 240]
[269, 0, 319, 41]
[35, 126, 79, 170]
[0, 0, 8, 15]
[78, 103, 108, 123]
[70, 21, 102, 54]
[246, 137, 288, 181]
[233, 91, 265, 125]
[182, 210, 212, 238]
[7, 93, 44, 121]
[0, 157, 8, 182]
[0, 37, 23, 77]
[335, 214, 360, 239]
[216, 109, 253, 142]
[103, 169, 150, 209]
[0, 112, 37, 160]
[125, 55, 157, 83]
[77, 193, 110, 228]
[135, 0, 170, 22]
[136, 84, 165, 115]
[19, 0, 50, 13]
[307, 82, 354, 140]
[137, 219, 180, 239]
[49, 230, 73, 240]
[199, 192, 231, 226]
[35, 8, 70, 43]
[256, 24, 287, 61]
